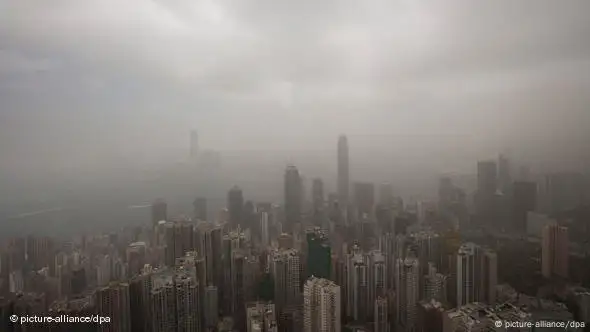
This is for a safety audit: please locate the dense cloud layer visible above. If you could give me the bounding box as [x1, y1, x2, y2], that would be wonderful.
[1, 0, 589, 172]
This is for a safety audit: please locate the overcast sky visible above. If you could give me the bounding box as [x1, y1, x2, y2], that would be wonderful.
[1, 0, 589, 173]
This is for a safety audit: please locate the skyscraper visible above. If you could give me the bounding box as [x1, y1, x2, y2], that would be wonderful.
[247, 302, 278, 332]
[346, 245, 368, 322]
[190, 130, 199, 159]
[312, 178, 325, 226]
[96, 282, 131, 332]
[374, 297, 389, 332]
[498, 154, 511, 194]
[456, 243, 497, 306]
[337, 135, 350, 207]
[456, 243, 476, 307]
[367, 251, 386, 322]
[303, 277, 341, 332]
[193, 197, 207, 222]
[306, 228, 331, 279]
[353, 182, 375, 220]
[395, 257, 419, 332]
[269, 249, 301, 316]
[151, 199, 168, 227]
[476, 160, 497, 225]
[260, 212, 270, 248]
[512, 181, 537, 233]
[542, 224, 569, 279]
[284, 165, 302, 233]
[379, 183, 394, 207]
[228, 186, 244, 227]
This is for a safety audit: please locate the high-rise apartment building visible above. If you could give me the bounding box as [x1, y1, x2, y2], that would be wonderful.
[204, 285, 219, 329]
[542, 224, 569, 279]
[247, 302, 278, 332]
[303, 277, 341, 332]
[367, 250, 386, 322]
[346, 246, 368, 322]
[269, 249, 301, 316]
[96, 282, 131, 332]
[456, 243, 497, 307]
[395, 257, 420, 332]
[306, 228, 331, 279]
[374, 297, 389, 332]
[194, 221, 223, 289]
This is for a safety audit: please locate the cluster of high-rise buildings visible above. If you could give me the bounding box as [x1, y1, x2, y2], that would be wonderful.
[1, 135, 590, 331]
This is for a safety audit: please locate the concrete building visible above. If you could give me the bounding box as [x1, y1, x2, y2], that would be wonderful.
[96, 282, 131, 332]
[247, 302, 278, 332]
[303, 277, 341, 332]
[542, 224, 569, 279]
[284, 165, 303, 233]
[395, 257, 420, 332]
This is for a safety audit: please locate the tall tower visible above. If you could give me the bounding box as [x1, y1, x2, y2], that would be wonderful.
[456, 243, 476, 307]
[542, 224, 569, 279]
[190, 130, 199, 159]
[303, 277, 341, 332]
[337, 135, 350, 207]
[96, 282, 131, 332]
[312, 178, 325, 226]
[498, 154, 511, 194]
[476, 160, 498, 225]
[284, 165, 302, 233]
[193, 197, 207, 221]
[374, 297, 389, 332]
[228, 186, 244, 227]
[270, 249, 301, 316]
[395, 257, 419, 332]
[306, 228, 331, 279]
[346, 246, 368, 322]
[151, 199, 168, 227]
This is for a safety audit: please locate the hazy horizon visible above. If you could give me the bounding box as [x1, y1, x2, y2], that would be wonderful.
[1, 0, 590, 221]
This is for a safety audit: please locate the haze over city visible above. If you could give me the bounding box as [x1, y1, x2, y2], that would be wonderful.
[0, 2, 590, 331]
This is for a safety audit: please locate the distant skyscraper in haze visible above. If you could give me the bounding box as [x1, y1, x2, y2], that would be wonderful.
[542, 224, 569, 279]
[512, 181, 537, 232]
[354, 182, 375, 219]
[303, 277, 341, 332]
[193, 197, 207, 221]
[96, 282, 131, 332]
[379, 183, 394, 207]
[152, 199, 168, 227]
[498, 154, 511, 194]
[476, 160, 497, 225]
[284, 165, 302, 233]
[190, 130, 199, 159]
[312, 178, 324, 212]
[395, 257, 419, 332]
[228, 186, 244, 227]
[337, 135, 350, 207]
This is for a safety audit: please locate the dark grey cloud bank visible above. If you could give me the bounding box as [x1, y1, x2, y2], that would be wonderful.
[1, 0, 589, 174]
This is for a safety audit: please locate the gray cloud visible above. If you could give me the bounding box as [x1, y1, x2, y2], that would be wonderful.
[0, 0, 589, 173]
